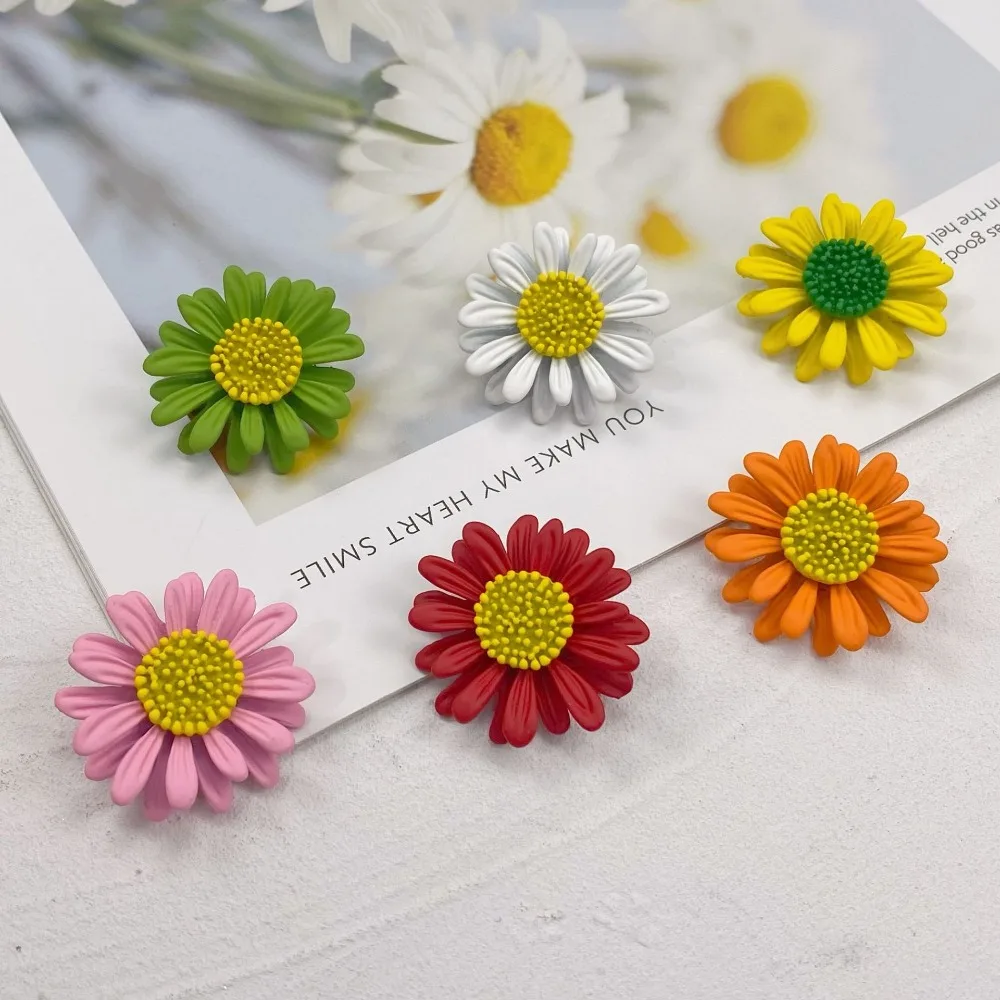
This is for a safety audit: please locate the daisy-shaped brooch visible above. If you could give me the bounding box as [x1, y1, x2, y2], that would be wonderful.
[55, 570, 315, 820]
[737, 194, 954, 384]
[409, 515, 650, 746]
[144, 266, 364, 473]
[459, 222, 670, 424]
[706, 435, 947, 655]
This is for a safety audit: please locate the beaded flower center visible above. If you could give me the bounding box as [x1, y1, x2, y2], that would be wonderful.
[718, 76, 811, 165]
[211, 317, 303, 405]
[134, 629, 244, 736]
[471, 102, 573, 206]
[474, 570, 575, 670]
[802, 239, 890, 318]
[516, 271, 605, 357]
[781, 489, 880, 584]
[638, 204, 693, 259]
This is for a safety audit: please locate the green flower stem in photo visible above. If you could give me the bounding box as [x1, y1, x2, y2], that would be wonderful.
[144, 266, 364, 474]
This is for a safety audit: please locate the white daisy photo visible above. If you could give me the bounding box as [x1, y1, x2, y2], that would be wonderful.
[342, 15, 629, 282]
[640, 2, 893, 244]
[459, 221, 669, 425]
[262, 0, 452, 62]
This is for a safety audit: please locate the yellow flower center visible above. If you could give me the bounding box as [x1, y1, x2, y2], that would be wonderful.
[134, 629, 244, 736]
[717, 76, 811, 165]
[781, 489, 880, 584]
[211, 317, 302, 405]
[474, 569, 574, 670]
[638, 203, 693, 258]
[471, 102, 573, 206]
[516, 270, 605, 357]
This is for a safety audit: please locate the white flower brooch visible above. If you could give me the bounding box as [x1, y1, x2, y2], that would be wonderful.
[458, 223, 670, 424]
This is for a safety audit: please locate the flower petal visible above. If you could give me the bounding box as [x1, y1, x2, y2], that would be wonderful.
[450, 664, 506, 723]
[165, 735, 199, 811]
[231, 603, 297, 658]
[859, 199, 896, 245]
[589, 243, 641, 296]
[749, 559, 796, 603]
[844, 326, 874, 385]
[106, 592, 165, 655]
[872, 500, 924, 529]
[837, 444, 861, 493]
[567, 634, 639, 672]
[830, 584, 868, 651]
[603, 288, 670, 320]
[548, 356, 573, 405]
[752, 582, 798, 642]
[68, 634, 141, 685]
[193, 738, 233, 813]
[241, 664, 316, 701]
[502, 670, 539, 747]
[744, 452, 801, 506]
[708, 530, 783, 563]
[224, 724, 280, 787]
[426, 638, 486, 678]
[487, 247, 532, 293]
[408, 598, 475, 632]
[459, 299, 518, 330]
[872, 558, 939, 592]
[787, 306, 822, 348]
[110, 725, 165, 806]
[780, 578, 818, 638]
[720, 554, 783, 603]
[550, 528, 592, 581]
[463, 521, 510, 578]
[728, 473, 785, 512]
[760, 217, 814, 260]
[592, 332, 654, 372]
[242, 645, 294, 676]
[502, 350, 543, 403]
[465, 334, 526, 375]
[819, 318, 847, 370]
[164, 572, 205, 634]
[851, 453, 897, 507]
[875, 535, 948, 565]
[811, 435, 841, 489]
[417, 555, 484, 601]
[533, 222, 568, 274]
[779, 439, 816, 498]
[812, 587, 838, 657]
[73, 701, 147, 757]
[536, 670, 570, 734]
[577, 350, 617, 403]
[55, 685, 135, 720]
[142, 738, 173, 823]
[876, 300, 947, 336]
[201, 726, 250, 782]
[84, 736, 135, 782]
[196, 569, 239, 636]
[851, 582, 891, 637]
[220, 588, 256, 642]
[856, 315, 899, 371]
[548, 661, 605, 731]
[228, 707, 295, 754]
[506, 514, 539, 569]
[239, 698, 306, 730]
[708, 491, 785, 530]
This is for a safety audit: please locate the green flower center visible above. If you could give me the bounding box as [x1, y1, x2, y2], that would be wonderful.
[211, 317, 302, 405]
[134, 629, 244, 736]
[780, 488, 880, 584]
[474, 569, 574, 670]
[516, 271, 605, 357]
[802, 239, 889, 318]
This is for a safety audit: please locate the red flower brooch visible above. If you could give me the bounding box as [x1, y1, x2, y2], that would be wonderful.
[409, 515, 650, 746]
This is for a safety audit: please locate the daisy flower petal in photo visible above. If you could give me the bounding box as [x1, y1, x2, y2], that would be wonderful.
[143, 266, 364, 474]
[55, 569, 315, 819]
[736, 194, 953, 384]
[0, 0, 134, 13]
[262, 0, 452, 63]
[342, 14, 629, 282]
[705, 435, 947, 656]
[459, 221, 669, 424]
[409, 515, 650, 746]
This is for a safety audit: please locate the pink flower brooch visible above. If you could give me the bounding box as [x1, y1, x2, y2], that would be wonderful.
[55, 570, 315, 820]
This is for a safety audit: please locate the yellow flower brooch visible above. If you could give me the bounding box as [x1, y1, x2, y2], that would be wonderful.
[737, 194, 954, 384]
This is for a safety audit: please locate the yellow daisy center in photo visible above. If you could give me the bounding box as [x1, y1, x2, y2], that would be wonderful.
[471, 102, 573, 206]
[134, 629, 244, 736]
[718, 75, 811, 165]
[781, 489, 880, 584]
[638, 203, 694, 259]
[474, 569, 575, 670]
[211, 317, 303, 405]
[516, 270, 605, 357]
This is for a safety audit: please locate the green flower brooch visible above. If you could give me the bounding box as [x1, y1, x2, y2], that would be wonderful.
[143, 266, 364, 473]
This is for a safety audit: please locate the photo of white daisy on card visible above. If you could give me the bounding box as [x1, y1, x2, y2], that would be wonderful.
[644, 2, 893, 241]
[342, 15, 629, 282]
[459, 222, 669, 425]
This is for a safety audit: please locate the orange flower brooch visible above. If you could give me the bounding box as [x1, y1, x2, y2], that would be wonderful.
[705, 435, 947, 655]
